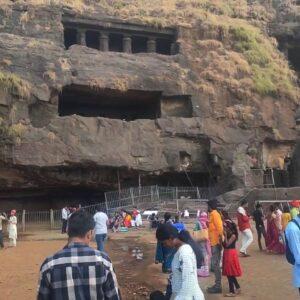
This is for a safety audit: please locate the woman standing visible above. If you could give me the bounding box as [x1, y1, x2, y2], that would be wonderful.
[195, 211, 211, 277]
[282, 204, 292, 231]
[156, 223, 205, 300]
[266, 205, 285, 254]
[222, 211, 242, 297]
[8, 210, 17, 247]
[155, 213, 175, 273]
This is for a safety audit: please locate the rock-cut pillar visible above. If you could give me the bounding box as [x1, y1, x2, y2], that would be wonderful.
[77, 29, 86, 46]
[99, 32, 109, 52]
[147, 38, 156, 53]
[123, 35, 132, 53]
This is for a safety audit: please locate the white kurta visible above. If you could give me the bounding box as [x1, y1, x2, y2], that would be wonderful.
[8, 216, 17, 240]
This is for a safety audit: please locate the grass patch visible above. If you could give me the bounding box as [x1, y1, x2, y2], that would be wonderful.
[0, 71, 31, 98]
[230, 25, 298, 98]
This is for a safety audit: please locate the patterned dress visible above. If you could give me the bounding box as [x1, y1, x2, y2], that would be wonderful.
[171, 244, 204, 300]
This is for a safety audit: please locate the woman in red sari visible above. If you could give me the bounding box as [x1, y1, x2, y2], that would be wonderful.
[266, 205, 285, 254]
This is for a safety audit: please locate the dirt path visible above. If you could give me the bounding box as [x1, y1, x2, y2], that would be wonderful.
[0, 229, 298, 300]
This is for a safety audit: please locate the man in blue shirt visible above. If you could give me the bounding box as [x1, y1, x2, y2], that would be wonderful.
[285, 214, 300, 294]
[173, 215, 186, 232]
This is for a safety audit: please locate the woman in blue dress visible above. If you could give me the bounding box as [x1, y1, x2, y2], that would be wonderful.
[155, 212, 176, 273]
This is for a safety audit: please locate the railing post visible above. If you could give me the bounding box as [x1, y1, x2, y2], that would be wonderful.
[22, 210, 26, 233]
[130, 188, 135, 206]
[156, 185, 159, 202]
[150, 186, 153, 203]
[104, 193, 109, 213]
[50, 209, 54, 230]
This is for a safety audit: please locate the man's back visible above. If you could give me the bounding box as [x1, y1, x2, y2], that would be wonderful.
[94, 212, 108, 235]
[253, 208, 264, 227]
[38, 242, 120, 300]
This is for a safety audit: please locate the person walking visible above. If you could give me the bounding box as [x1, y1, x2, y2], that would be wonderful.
[93, 208, 109, 252]
[207, 199, 223, 294]
[221, 211, 242, 297]
[282, 204, 292, 231]
[266, 205, 285, 254]
[285, 211, 300, 295]
[0, 212, 7, 249]
[156, 223, 205, 300]
[155, 212, 176, 273]
[237, 200, 253, 257]
[61, 206, 69, 234]
[8, 210, 17, 247]
[37, 210, 120, 300]
[252, 202, 267, 251]
[195, 211, 211, 277]
[290, 200, 300, 219]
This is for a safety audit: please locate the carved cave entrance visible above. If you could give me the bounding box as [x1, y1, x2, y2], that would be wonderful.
[0, 168, 216, 211]
[58, 85, 192, 120]
[59, 85, 161, 120]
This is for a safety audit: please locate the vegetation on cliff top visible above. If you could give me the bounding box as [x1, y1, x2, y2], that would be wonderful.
[2, 0, 299, 100]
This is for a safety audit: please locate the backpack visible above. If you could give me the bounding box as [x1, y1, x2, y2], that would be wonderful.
[285, 219, 300, 265]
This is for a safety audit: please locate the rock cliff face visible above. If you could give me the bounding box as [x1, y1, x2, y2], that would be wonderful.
[0, 1, 299, 207]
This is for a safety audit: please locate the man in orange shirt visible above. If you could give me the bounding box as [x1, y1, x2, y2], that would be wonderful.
[207, 199, 223, 294]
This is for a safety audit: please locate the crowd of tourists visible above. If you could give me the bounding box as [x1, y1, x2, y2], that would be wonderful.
[1, 197, 300, 299]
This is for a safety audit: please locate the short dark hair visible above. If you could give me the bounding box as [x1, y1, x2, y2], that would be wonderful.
[255, 202, 261, 209]
[68, 210, 95, 238]
[156, 223, 178, 241]
[164, 212, 172, 222]
[283, 204, 290, 213]
[174, 215, 179, 222]
[240, 199, 247, 206]
[208, 199, 217, 210]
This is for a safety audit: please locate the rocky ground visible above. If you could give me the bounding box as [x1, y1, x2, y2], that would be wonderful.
[0, 224, 298, 300]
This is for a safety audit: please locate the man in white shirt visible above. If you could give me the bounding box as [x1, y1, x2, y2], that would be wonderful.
[0, 212, 7, 248]
[93, 208, 108, 252]
[61, 206, 69, 234]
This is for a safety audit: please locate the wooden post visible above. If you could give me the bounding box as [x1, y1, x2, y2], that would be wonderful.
[22, 210, 26, 233]
[50, 209, 54, 230]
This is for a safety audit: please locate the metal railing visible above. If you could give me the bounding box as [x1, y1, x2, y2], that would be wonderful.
[5, 185, 215, 232]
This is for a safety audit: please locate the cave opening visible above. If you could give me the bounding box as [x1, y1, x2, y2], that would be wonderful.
[86, 30, 99, 49]
[156, 38, 172, 55]
[109, 33, 123, 52]
[64, 28, 77, 49]
[288, 46, 300, 73]
[161, 95, 192, 117]
[58, 85, 162, 120]
[132, 36, 148, 53]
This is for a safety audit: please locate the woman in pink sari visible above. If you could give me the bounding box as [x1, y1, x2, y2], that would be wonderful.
[266, 205, 285, 254]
